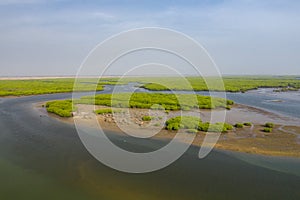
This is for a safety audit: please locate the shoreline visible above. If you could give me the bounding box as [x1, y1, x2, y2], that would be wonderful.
[37, 102, 300, 158]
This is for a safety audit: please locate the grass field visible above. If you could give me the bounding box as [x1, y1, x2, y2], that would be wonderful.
[1, 76, 299, 96]
[46, 92, 233, 117]
[140, 76, 300, 92]
[77, 93, 234, 110]
[45, 100, 76, 117]
[0, 78, 120, 96]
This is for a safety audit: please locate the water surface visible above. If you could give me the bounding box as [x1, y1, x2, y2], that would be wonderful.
[0, 88, 300, 199]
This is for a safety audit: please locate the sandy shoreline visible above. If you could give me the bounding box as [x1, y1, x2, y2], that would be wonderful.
[37, 102, 300, 158]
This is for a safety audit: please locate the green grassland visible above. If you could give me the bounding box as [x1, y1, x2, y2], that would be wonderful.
[77, 93, 234, 110]
[46, 93, 233, 117]
[165, 116, 233, 133]
[45, 100, 76, 117]
[0, 78, 120, 96]
[140, 76, 300, 92]
[1, 76, 299, 96]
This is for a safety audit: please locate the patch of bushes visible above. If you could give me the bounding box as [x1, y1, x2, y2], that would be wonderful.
[199, 122, 233, 133]
[142, 116, 153, 121]
[243, 122, 252, 126]
[166, 116, 201, 131]
[263, 127, 272, 133]
[165, 116, 233, 133]
[78, 93, 233, 110]
[223, 123, 234, 131]
[234, 123, 244, 128]
[264, 122, 274, 128]
[46, 100, 75, 117]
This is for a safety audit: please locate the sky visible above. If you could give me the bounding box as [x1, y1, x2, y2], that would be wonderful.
[0, 0, 299, 76]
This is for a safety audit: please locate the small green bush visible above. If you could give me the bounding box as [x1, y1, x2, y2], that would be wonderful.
[198, 122, 233, 133]
[165, 116, 201, 130]
[265, 122, 274, 128]
[226, 100, 234, 105]
[142, 116, 153, 121]
[208, 122, 233, 133]
[234, 123, 244, 128]
[243, 122, 252, 126]
[263, 127, 272, 133]
[223, 123, 234, 131]
[198, 122, 210, 132]
[166, 122, 180, 130]
[46, 100, 75, 117]
[207, 123, 226, 132]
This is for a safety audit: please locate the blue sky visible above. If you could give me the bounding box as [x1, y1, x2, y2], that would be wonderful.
[0, 0, 299, 76]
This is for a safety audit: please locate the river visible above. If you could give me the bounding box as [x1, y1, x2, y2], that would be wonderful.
[0, 86, 299, 199]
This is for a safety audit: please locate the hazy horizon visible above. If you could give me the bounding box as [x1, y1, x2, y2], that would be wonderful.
[1, 0, 300, 76]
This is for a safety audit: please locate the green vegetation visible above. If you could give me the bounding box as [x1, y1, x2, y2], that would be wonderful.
[165, 116, 233, 133]
[140, 76, 300, 92]
[263, 127, 273, 133]
[47, 92, 233, 117]
[45, 100, 75, 117]
[198, 122, 233, 133]
[265, 122, 274, 128]
[243, 122, 252, 126]
[0, 78, 120, 96]
[142, 116, 153, 121]
[166, 116, 201, 130]
[234, 123, 244, 128]
[77, 93, 233, 110]
[94, 108, 122, 115]
[1, 76, 300, 96]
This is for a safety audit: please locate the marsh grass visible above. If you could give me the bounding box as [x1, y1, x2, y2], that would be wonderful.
[77, 93, 233, 110]
[45, 100, 75, 117]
